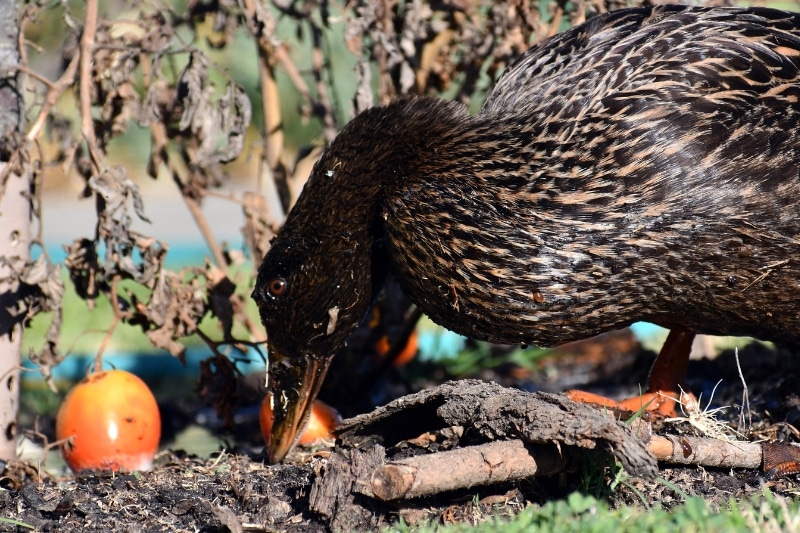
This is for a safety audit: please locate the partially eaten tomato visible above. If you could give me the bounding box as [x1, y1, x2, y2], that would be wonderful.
[56, 369, 161, 472]
[259, 394, 341, 447]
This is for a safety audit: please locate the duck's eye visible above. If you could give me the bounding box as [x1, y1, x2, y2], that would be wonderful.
[268, 277, 287, 297]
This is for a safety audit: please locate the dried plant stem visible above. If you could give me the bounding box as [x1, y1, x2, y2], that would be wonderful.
[416, 29, 454, 93]
[258, 60, 289, 214]
[93, 313, 120, 373]
[91, 276, 124, 371]
[182, 194, 227, 269]
[23, 54, 79, 142]
[148, 117, 228, 270]
[735, 347, 752, 434]
[273, 45, 313, 109]
[14, 64, 54, 90]
[230, 294, 264, 340]
[376, 11, 391, 105]
[258, 51, 284, 174]
[311, 25, 338, 142]
[239, 0, 288, 214]
[79, 0, 105, 169]
[547, 5, 564, 37]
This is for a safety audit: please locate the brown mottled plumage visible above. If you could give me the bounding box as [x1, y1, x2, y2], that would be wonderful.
[253, 5, 800, 463]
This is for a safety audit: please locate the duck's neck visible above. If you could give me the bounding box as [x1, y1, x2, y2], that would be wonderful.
[285, 97, 476, 245]
[278, 98, 476, 339]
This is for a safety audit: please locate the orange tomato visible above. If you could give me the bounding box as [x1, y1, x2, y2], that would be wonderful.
[375, 329, 418, 367]
[56, 369, 161, 472]
[259, 394, 341, 447]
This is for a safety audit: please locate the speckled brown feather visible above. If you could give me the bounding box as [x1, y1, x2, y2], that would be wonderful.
[380, 6, 800, 346]
[254, 5, 800, 459]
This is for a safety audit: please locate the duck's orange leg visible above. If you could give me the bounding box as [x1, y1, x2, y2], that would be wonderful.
[565, 329, 695, 417]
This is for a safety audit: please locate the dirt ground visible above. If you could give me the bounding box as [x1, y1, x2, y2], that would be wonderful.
[4, 331, 800, 532]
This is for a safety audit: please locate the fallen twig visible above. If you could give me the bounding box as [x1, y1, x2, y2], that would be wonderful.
[370, 439, 568, 500]
[366, 434, 765, 501]
[647, 434, 761, 469]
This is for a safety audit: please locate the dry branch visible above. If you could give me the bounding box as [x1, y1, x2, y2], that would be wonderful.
[366, 434, 766, 501]
[79, 0, 100, 166]
[370, 440, 568, 500]
[648, 434, 761, 469]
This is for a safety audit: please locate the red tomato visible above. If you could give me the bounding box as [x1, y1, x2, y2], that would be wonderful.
[259, 394, 341, 447]
[56, 369, 161, 472]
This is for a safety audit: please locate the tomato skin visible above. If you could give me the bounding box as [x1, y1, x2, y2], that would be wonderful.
[56, 370, 161, 472]
[259, 395, 341, 447]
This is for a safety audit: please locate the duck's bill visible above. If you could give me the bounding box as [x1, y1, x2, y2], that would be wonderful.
[267, 350, 332, 464]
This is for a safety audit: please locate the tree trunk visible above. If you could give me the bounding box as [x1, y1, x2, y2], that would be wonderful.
[0, 0, 25, 461]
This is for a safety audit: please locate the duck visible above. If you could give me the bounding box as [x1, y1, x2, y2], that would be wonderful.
[252, 5, 800, 464]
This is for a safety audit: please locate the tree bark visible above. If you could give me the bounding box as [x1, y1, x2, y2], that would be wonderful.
[0, 0, 25, 460]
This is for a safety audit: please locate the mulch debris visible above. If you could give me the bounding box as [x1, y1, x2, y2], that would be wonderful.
[4, 335, 800, 532]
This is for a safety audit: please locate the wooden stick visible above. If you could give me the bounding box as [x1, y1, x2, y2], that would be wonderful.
[369, 433, 765, 500]
[647, 434, 761, 469]
[370, 440, 568, 500]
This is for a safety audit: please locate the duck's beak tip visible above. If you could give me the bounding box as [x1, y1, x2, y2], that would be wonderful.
[266, 350, 333, 464]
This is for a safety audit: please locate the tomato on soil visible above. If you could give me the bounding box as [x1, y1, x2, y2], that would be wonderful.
[56, 369, 161, 472]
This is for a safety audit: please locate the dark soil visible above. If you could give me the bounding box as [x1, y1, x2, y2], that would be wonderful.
[4, 331, 800, 532]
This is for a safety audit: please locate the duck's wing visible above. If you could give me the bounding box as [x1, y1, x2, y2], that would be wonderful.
[481, 6, 800, 223]
[481, 5, 674, 114]
[482, 6, 800, 121]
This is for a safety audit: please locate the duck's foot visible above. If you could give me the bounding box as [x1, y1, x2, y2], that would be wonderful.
[564, 388, 688, 417]
[564, 329, 696, 418]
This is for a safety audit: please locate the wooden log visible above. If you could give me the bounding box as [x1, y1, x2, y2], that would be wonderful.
[309, 440, 386, 531]
[366, 433, 767, 502]
[337, 380, 658, 479]
[371, 439, 568, 500]
[647, 434, 761, 469]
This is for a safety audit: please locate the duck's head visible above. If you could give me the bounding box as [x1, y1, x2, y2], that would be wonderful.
[253, 241, 364, 462]
[252, 97, 471, 462]
[252, 130, 392, 463]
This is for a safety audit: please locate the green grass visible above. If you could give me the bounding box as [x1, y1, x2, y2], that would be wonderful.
[0, 516, 35, 530]
[436, 341, 552, 377]
[385, 489, 800, 533]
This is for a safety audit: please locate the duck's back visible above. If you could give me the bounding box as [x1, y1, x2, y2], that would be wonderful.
[382, 6, 800, 346]
[480, 5, 800, 225]
[485, 6, 800, 119]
